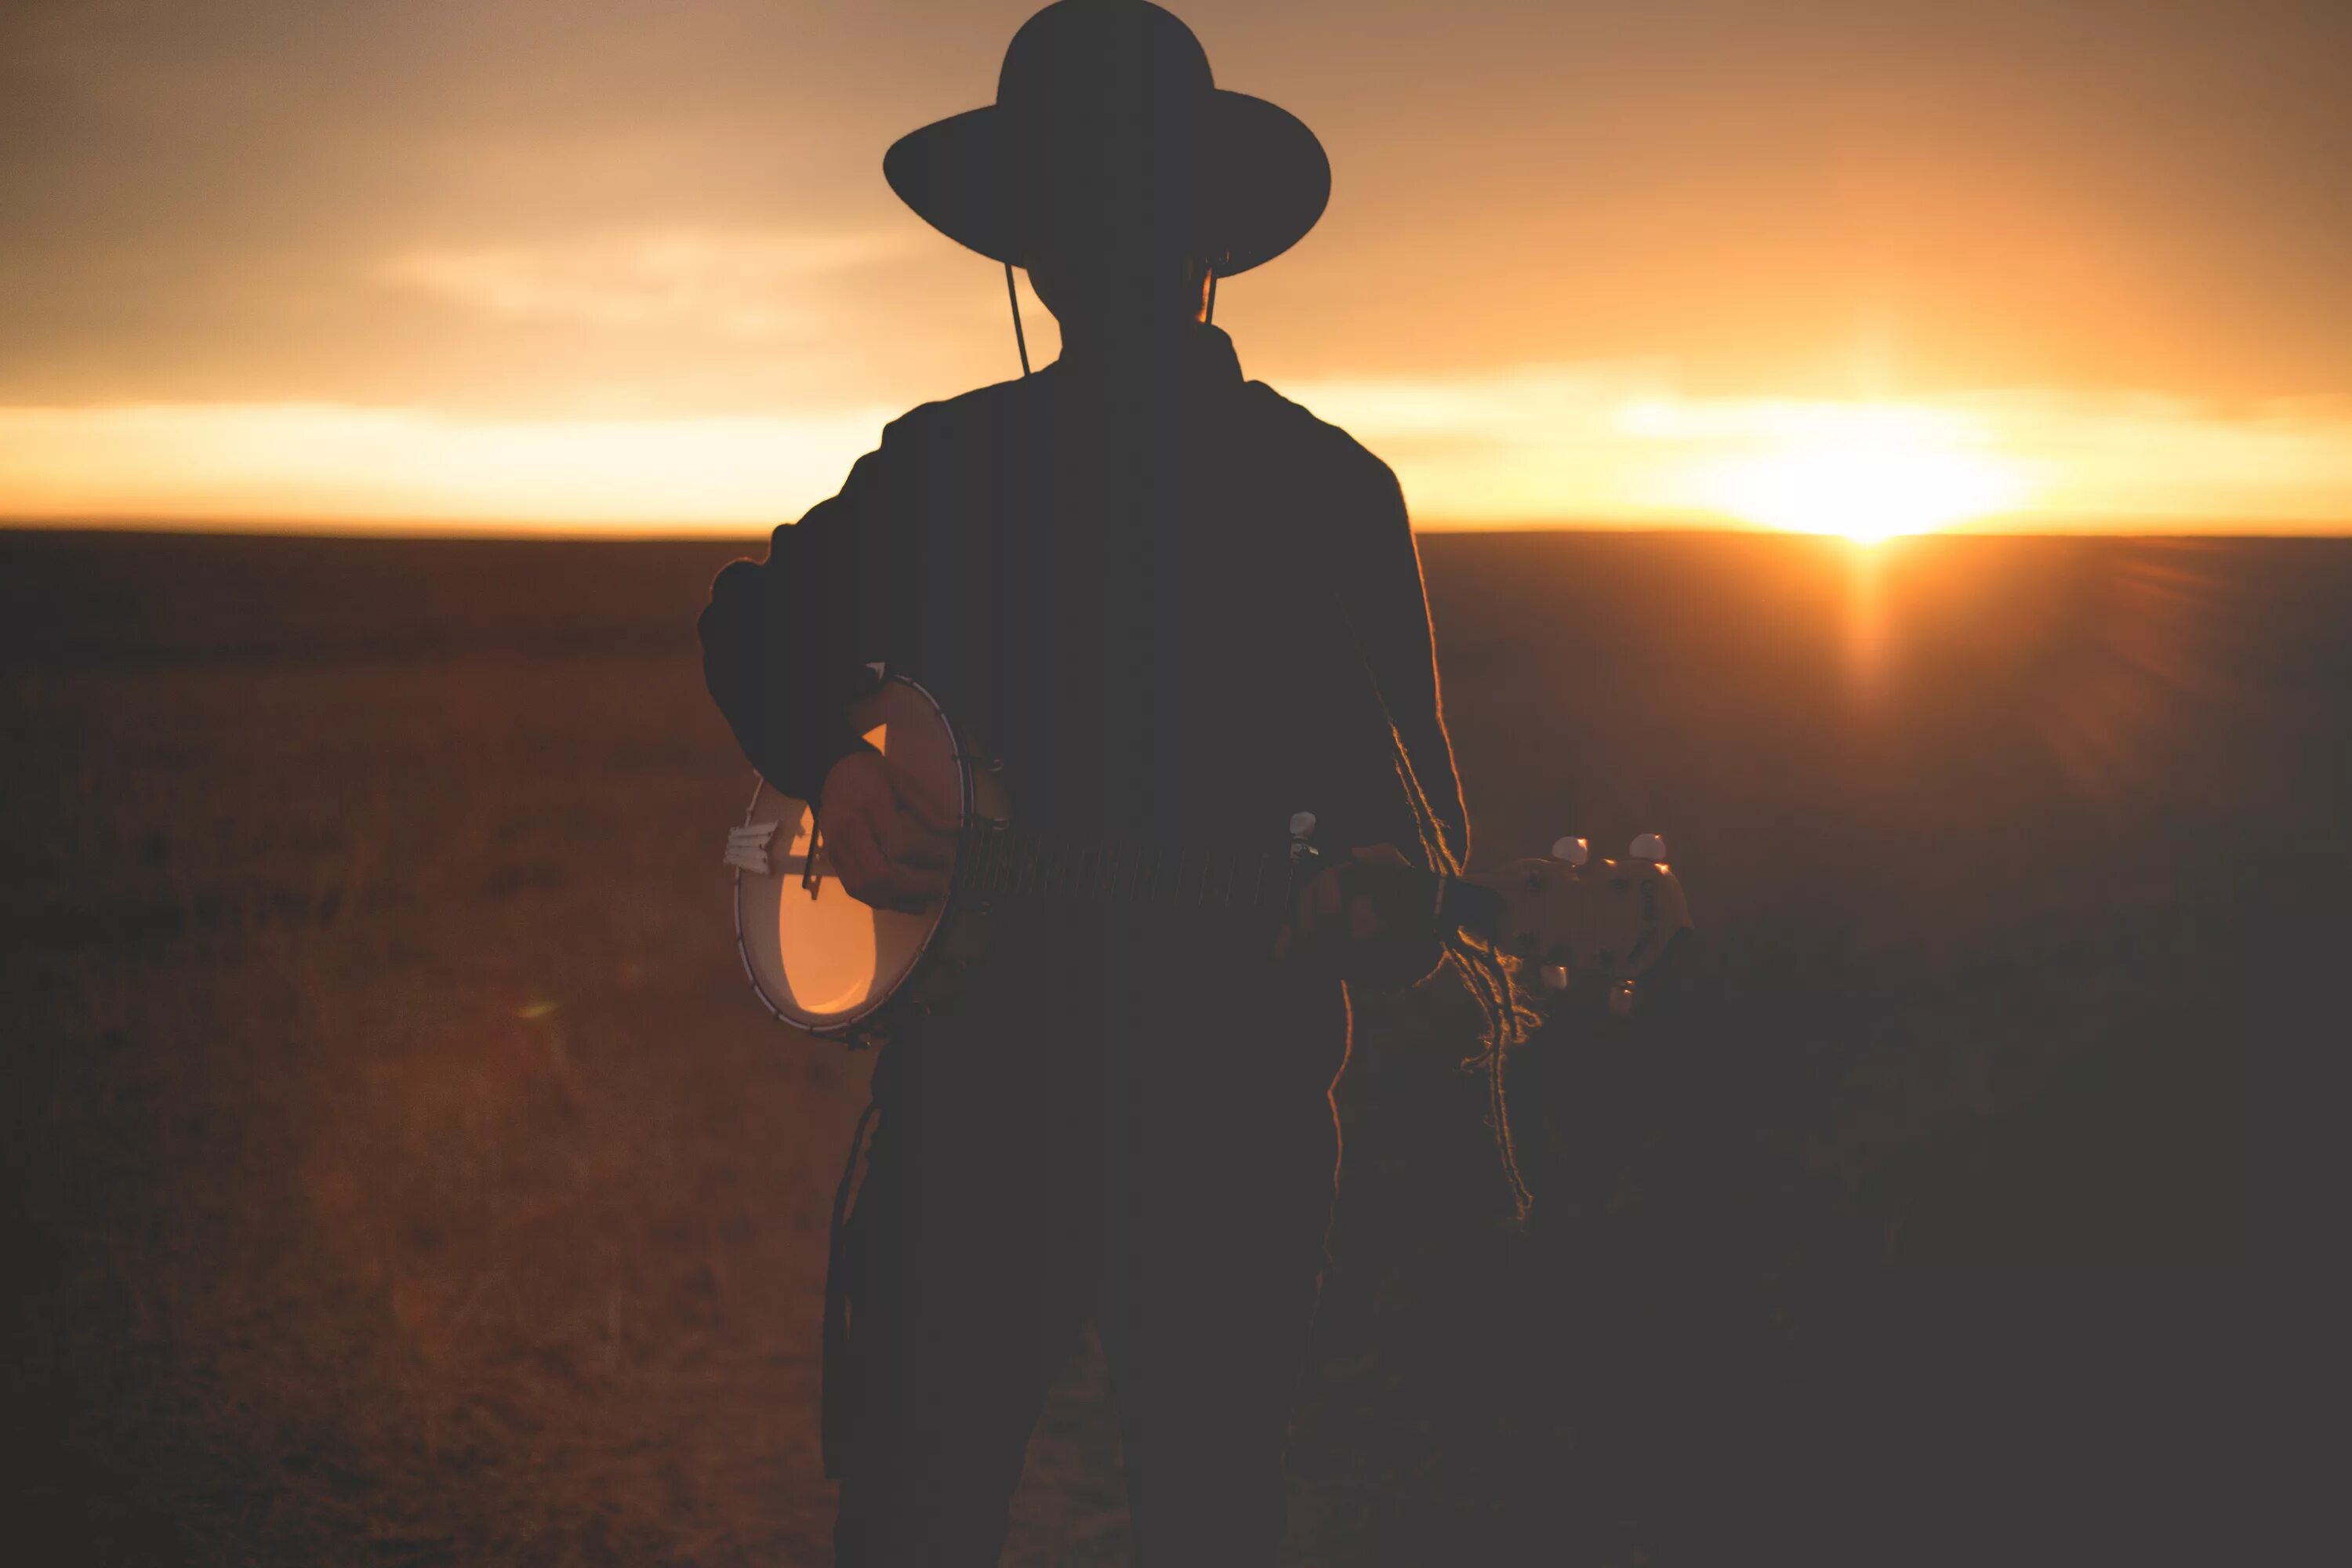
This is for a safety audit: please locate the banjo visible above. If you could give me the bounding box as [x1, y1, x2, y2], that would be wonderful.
[723, 675, 1693, 1043]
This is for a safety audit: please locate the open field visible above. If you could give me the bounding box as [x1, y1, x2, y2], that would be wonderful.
[5, 528, 2342, 1565]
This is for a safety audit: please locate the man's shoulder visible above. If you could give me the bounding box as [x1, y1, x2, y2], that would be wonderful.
[876, 374, 1033, 450]
[1236, 378, 1402, 499]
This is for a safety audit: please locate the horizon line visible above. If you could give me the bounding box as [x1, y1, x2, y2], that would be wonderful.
[6, 514, 2352, 544]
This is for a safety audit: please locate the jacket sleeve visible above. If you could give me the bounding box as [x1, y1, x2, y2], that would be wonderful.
[699, 444, 895, 804]
[1352, 456, 1473, 875]
[1334, 452, 1473, 993]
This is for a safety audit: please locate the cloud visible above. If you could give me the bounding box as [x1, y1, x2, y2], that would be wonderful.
[376, 230, 913, 341]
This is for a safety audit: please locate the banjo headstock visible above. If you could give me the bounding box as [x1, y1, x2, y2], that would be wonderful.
[1461, 833, 1693, 1013]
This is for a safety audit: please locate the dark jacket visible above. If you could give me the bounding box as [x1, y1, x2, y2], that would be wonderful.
[699, 325, 1469, 926]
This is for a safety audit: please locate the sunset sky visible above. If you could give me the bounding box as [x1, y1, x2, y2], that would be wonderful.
[5, 0, 2350, 535]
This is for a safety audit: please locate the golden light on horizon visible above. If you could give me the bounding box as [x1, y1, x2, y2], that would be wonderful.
[5, 3, 2352, 536]
[10, 386, 2352, 536]
[1690, 405, 2028, 544]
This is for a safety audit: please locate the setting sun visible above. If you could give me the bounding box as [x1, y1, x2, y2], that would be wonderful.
[1696, 407, 2029, 543]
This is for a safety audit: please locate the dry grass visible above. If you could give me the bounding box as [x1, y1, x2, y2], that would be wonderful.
[9, 651, 864, 1563]
[5, 530, 2340, 1565]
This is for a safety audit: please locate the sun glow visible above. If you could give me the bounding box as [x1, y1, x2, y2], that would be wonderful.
[1695, 405, 2028, 543]
[13, 386, 2352, 536]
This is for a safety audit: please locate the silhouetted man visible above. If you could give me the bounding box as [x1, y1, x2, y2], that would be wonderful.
[700, 4, 1476, 1562]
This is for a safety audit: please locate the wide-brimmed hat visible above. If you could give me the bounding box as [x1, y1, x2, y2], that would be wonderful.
[884, 0, 1330, 276]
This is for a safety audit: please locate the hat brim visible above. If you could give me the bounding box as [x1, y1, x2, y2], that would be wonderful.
[884, 91, 1330, 277]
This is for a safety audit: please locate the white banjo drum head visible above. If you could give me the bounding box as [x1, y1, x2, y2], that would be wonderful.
[732, 679, 967, 1036]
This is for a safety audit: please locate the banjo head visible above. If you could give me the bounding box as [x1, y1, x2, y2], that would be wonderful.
[732, 677, 969, 1036]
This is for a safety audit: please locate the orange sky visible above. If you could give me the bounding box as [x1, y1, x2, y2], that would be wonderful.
[5, 0, 2350, 535]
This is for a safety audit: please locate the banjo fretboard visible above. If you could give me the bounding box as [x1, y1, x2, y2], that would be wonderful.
[949, 818, 1301, 913]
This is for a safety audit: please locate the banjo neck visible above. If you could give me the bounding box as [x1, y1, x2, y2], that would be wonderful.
[943, 818, 1504, 932]
[949, 818, 1307, 914]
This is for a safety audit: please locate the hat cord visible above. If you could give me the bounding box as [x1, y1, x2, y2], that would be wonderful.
[1004, 262, 1032, 377]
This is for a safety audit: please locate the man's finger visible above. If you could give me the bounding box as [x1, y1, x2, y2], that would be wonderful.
[893, 858, 949, 904]
[889, 775, 962, 836]
[835, 814, 933, 910]
[825, 809, 873, 878]
[877, 805, 952, 870]
[830, 814, 892, 898]
[1314, 866, 1344, 920]
[863, 869, 936, 914]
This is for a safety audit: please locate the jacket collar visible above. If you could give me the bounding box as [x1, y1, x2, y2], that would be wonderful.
[1042, 321, 1243, 395]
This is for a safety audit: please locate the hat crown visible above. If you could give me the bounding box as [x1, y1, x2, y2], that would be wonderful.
[996, 2, 1214, 125]
[883, 0, 1328, 278]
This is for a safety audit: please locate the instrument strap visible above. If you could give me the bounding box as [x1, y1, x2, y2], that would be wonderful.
[820, 1091, 882, 1479]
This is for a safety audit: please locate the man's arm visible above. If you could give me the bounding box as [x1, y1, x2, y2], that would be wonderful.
[699, 445, 956, 909]
[1279, 444, 1468, 990]
[699, 451, 892, 805]
[1352, 458, 1472, 875]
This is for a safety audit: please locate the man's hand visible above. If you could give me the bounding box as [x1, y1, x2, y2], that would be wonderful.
[815, 750, 958, 913]
[1272, 844, 1413, 964]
